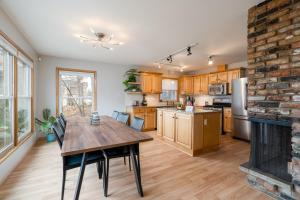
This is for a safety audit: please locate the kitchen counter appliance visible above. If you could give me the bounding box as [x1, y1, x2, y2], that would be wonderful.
[208, 83, 228, 96]
[232, 77, 251, 141]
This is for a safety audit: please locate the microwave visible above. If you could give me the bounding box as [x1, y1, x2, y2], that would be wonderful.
[208, 83, 228, 96]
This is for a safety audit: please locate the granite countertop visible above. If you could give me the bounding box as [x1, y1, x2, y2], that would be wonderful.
[157, 107, 221, 114]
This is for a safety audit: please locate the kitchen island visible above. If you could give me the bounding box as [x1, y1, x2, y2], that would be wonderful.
[157, 108, 222, 156]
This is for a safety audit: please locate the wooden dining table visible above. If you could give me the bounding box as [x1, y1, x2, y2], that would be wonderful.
[61, 115, 153, 200]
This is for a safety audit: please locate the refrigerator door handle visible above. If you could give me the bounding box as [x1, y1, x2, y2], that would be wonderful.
[244, 83, 248, 110]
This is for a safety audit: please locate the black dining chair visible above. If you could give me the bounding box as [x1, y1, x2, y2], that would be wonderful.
[101, 117, 144, 197]
[51, 122, 106, 200]
[116, 112, 129, 124]
[112, 111, 119, 119]
[60, 113, 67, 125]
[57, 117, 65, 133]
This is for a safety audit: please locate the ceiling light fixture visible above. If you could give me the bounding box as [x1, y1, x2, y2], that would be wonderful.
[180, 67, 184, 72]
[208, 56, 214, 65]
[158, 64, 161, 69]
[78, 27, 124, 50]
[166, 55, 173, 63]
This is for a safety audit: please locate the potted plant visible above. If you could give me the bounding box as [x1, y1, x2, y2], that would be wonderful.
[35, 109, 56, 142]
[123, 68, 141, 92]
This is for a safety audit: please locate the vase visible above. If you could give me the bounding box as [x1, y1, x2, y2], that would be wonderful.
[46, 133, 56, 142]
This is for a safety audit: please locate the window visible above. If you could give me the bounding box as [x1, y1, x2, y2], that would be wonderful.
[0, 32, 34, 159]
[17, 60, 31, 140]
[160, 79, 178, 101]
[0, 47, 14, 155]
[57, 68, 96, 117]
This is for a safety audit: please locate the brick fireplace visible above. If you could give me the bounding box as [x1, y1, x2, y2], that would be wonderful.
[241, 0, 300, 199]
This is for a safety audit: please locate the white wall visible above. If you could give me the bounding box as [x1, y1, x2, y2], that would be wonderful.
[0, 7, 38, 185]
[36, 55, 131, 119]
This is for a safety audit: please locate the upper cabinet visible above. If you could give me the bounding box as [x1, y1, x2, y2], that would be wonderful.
[140, 72, 162, 94]
[217, 72, 228, 83]
[194, 74, 208, 95]
[180, 76, 193, 95]
[200, 74, 209, 94]
[227, 69, 244, 94]
[208, 73, 218, 84]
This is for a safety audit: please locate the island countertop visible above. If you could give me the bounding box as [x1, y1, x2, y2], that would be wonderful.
[157, 107, 221, 115]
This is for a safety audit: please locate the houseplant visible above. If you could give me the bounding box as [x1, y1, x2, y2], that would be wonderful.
[35, 109, 56, 142]
[123, 68, 141, 92]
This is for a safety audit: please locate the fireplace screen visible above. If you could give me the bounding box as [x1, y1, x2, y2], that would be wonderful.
[249, 120, 292, 182]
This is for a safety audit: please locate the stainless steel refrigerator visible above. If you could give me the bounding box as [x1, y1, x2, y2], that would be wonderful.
[232, 77, 251, 141]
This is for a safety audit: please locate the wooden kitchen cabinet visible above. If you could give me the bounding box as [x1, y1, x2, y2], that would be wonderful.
[180, 76, 193, 95]
[223, 107, 232, 133]
[159, 109, 221, 156]
[208, 73, 218, 84]
[140, 73, 153, 93]
[140, 72, 162, 94]
[200, 74, 209, 94]
[126, 106, 156, 131]
[157, 110, 163, 136]
[175, 113, 192, 149]
[152, 74, 162, 93]
[217, 72, 228, 83]
[163, 111, 175, 141]
[193, 76, 201, 94]
[227, 69, 241, 94]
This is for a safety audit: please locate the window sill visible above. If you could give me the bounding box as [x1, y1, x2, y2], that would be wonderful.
[0, 132, 35, 164]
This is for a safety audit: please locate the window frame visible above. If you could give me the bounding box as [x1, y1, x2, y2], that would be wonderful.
[56, 67, 97, 116]
[159, 77, 179, 102]
[0, 31, 34, 161]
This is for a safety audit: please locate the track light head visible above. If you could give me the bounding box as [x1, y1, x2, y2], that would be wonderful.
[166, 55, 172, 63]
[187, 47, 192, 56]
[208, 56, 214, 65]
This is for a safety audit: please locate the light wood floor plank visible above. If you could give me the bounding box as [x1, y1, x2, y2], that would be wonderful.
[0, 132, 270, 200]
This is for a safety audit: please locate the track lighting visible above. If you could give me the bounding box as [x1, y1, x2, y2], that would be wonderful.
[187, 47, 192, 56]
[166, 55, 173, 63]
[208, 56, 214, 65]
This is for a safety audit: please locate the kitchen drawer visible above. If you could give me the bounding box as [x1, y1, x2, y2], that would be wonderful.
[146, 108, 157, 113]
[132, 107, 146, 113]
[223, 108, 232, 117]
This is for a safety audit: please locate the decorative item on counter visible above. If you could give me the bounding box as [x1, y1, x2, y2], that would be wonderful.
[176, 102, 185, 110]
[185, 105, 195, 113]
[90, 111, 100, 125]
[123, 69, 141, 92]
[186, 96, 195, 106]
[141, 94, 147, 106]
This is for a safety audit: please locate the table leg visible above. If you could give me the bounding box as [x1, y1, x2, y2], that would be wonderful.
[129, 144, 143, 197]
[74, 153, 87, 200]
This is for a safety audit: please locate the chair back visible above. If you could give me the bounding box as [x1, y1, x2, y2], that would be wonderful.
[112, 111, 119, 119]
[116, 112, 129, 124]
[60, 113, 67, 125]
[57, 117, 65, 133]
[130, 117, 144, 131]
[51, 122, 64, 149]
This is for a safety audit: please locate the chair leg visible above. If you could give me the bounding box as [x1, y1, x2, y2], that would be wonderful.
[104, 158, 109, 197]
[97, 161, 103, 179]
[123, 156, 126, 165]
[61, 168, 66, 200]
[128, 155, 131, 171]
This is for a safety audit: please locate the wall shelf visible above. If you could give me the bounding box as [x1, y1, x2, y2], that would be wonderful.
[127, 82, 141, 85]
[126, 91, 142, 94]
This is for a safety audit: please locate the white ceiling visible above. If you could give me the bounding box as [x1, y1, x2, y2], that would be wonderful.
[0, 0, 262, 71]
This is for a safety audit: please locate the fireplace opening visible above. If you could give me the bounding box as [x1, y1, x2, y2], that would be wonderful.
[249, 119, 292, 183]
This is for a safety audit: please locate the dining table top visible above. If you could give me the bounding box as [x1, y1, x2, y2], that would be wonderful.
[61, 115, 153, 156]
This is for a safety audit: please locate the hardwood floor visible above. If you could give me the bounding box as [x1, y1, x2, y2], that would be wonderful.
[0, 132, 270, 200]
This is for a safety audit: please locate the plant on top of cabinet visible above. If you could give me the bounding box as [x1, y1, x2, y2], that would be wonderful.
[123, 69, 141, 93]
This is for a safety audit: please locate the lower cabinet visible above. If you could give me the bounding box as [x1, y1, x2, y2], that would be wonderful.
[175, 113, 192, 149]
[159, 109, 221, 156]
[163, 111, 175, 141]
[127, 107, 156, 131]
[223, 107, 232, 133]
[157, 110, 163, 136]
